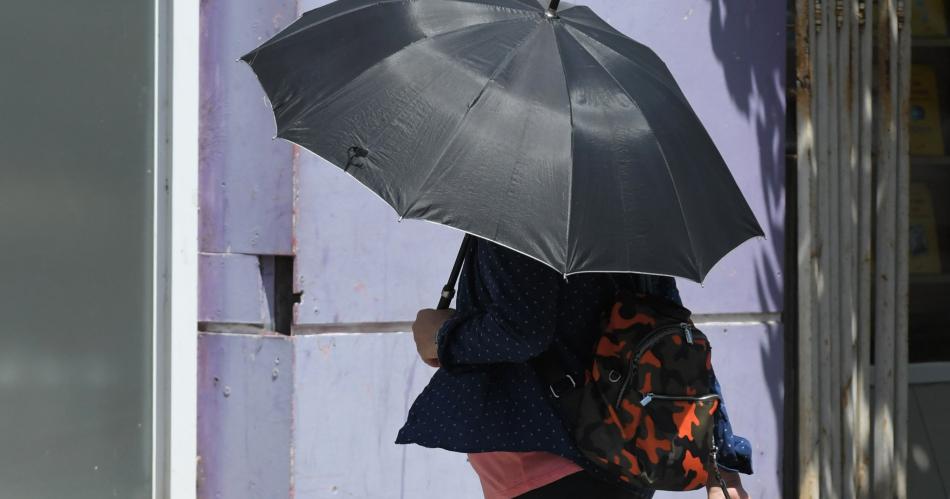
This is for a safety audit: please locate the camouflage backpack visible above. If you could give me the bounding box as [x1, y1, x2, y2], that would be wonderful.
[533, 287, 730, 493]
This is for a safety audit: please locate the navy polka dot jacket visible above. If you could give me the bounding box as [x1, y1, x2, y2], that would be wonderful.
[396, 237, 753, 482]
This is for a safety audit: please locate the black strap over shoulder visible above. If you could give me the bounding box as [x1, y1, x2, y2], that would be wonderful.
[533, 274, 625, 424]
[633, 292, 693, 323]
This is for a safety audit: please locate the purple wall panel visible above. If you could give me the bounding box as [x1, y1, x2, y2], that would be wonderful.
[701, 323, 783, 499]
[292, 333, 482, 498]
[196, 327, 781, 499]
[200, 0, 296, 255]
[198, 253, 270, 325]
[294, 155, 462, 325]
[197, 333, 294, 499]
[296, 0, 332, 14]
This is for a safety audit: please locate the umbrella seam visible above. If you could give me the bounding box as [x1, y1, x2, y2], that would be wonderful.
[558, 21, 693, 110]
[490, 126, 530, 245]
[250, 0, 404, 56]
[275, 16, 538, 133]
[250, 0, 538, 56]
[551, 23, 576, 275]
[508, 0, 555, 10]
[557, 10, 626, 38]
[398, 20, 546, 219]
[451, 0, 540, 13]
[562, 28, 702, 279]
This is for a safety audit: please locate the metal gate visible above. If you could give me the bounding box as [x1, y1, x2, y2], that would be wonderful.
[794, 1, 911, 497]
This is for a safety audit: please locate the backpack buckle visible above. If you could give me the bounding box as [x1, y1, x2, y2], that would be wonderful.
[549, 374, 577, 399]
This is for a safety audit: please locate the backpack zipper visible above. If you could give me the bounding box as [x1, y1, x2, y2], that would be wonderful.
[711, 438, 730, 493]
[637, 392, 721, 406]
[682, 323, 694, 344]
[614, 323, 704, 409]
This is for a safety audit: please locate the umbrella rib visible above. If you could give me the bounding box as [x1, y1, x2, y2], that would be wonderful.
[559, 22, 693, 109]
[566, 31, 702, 277]
[444, 0, 539, 12]
[486, 0, 548, 11]
[252, 0, 537, 55]
[552, 3, 581, 14]
[551, 25, 576, 275]
[251, 0, 404, 56]
[276, 16, 536, 135]
[556, 12, 626, 38]
[398, 20, 545, 219]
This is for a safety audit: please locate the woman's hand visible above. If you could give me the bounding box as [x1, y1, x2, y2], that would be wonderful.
[707, 470, 750, 499]
[412, 308, 455, 368]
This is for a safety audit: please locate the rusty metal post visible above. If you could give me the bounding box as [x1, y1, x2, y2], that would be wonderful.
[824, 1, 844, 495]
[855, 1, 874, 497]
[894, 1, 910, 498]
[796, 0, 821, 496]
[838, 1, 858, 496]
[873, 0, 899, 496]
[795, 0, 914, 496]
[814, 0, 838, 496]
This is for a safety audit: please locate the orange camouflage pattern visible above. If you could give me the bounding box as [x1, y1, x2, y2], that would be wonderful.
[571, 290, 722, 490]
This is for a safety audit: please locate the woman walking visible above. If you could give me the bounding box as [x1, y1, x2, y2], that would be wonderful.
[398, 237, 752, 498]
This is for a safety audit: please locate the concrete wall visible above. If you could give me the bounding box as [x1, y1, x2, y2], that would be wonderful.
[198, 1, 786, 497]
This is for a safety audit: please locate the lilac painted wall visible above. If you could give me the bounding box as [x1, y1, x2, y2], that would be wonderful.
[197, 334, 295, 499]
[294, 162, 463, 324]
[292, 333, 482, 498]
[199, 0, 296, 256]
[199, 0, 299, 329]
[199, 253, 272, 325]
[200, 0, 296, 255]
[197, 332, 485, 499]
[197, 327, 781, 498]
[198, 1, 787, 498]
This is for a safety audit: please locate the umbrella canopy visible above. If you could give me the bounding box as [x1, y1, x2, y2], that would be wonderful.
[241, 0, 763, 282]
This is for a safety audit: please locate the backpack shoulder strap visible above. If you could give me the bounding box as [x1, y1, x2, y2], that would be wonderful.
[531, 341, 585, 425]
[533, 272, 618, 398]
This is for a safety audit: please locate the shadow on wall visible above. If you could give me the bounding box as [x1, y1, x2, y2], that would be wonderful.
[705, 0, 788, 481]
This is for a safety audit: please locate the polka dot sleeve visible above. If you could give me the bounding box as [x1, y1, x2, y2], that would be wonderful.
[436, 239, 561, 368]
[709, 375, 754, 474]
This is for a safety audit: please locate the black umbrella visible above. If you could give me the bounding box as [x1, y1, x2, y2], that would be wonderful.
[241, 0, 764, 305]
